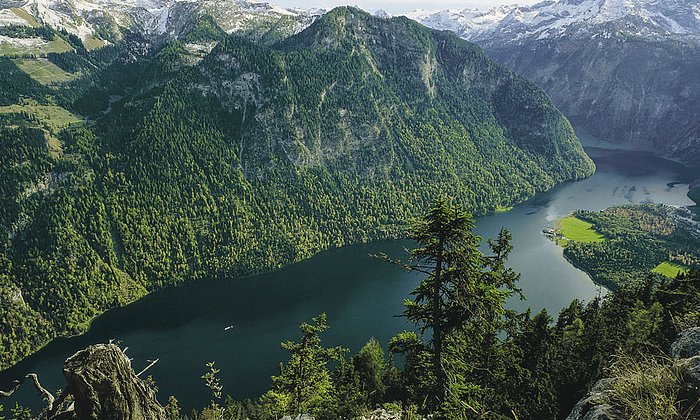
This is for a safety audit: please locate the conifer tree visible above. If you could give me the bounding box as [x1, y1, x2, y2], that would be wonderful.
[353, 338, 388, 403]
[388, 196, 521, 415]
[261, 313, 345, 417]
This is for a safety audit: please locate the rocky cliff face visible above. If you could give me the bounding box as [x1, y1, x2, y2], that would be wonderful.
[487, 36, 700, 165]
[410, 0, 700, 166]
[566, 327, 700, 420]
[689, 178, 700, 206]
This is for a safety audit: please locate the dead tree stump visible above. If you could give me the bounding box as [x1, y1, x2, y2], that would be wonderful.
[63, 344, 166, 420]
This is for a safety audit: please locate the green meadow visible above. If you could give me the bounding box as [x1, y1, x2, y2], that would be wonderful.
[558, 216, 605, 243]
[83, 35, 106, 50]
[652, 261, 690, 278]
[13, 58, 77, 84]
[10, 8, 40, 27]
[0, 100, 82, 129]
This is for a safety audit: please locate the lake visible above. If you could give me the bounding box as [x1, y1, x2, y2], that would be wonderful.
[1, 146, 697, 412]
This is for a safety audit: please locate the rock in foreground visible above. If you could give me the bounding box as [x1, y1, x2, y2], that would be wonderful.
[61, 344, 165, 420]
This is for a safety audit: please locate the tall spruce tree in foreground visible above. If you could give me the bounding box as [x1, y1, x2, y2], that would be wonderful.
[387, 196, 521, 416]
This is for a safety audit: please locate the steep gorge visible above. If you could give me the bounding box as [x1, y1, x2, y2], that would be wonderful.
[487, 36, 700, 165]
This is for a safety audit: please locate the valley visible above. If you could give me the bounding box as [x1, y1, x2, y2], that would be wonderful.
[1, 145, 695, 412]
[0, 6, 594, 373]
[410, 0, 700, 167]
[0, 1, 699, 418]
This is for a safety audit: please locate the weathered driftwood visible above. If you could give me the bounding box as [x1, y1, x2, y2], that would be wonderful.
[63, 344, 166, 419]
[2, 343, 166, 420]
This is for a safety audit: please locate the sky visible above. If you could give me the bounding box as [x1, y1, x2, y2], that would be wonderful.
[273, 0, 540, 14]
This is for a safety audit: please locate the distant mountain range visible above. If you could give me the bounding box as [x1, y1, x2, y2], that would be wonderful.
[407, 0, 700, 43]
[408, 0, 700, 165]
[4, 0, 700, 48]
[0, 0, 317, 45]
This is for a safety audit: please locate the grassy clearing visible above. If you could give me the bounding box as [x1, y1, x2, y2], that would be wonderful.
[13, 58, 77, 84]
[0, 36, 72, 57]
[558, 216, 605, 243]
[83, 35, 106, 50]
[0, 100, 82, 129]
[652, 261, 690, 278]
[44, 37, 73, 54]
[0, 100, 83, 157]
[11, 8, 40, 28]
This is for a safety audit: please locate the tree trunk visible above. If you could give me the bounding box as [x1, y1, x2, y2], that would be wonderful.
[433, 238, 446, 403]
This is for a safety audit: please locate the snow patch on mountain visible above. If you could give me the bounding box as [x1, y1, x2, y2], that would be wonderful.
[408, 6, 512, 39]
[6, 0, 698, 53]
[0, 9, 31, 26]
[373, 9, 390, 19]
[0, 0, 316, 43]
[407, 0, 700, 44]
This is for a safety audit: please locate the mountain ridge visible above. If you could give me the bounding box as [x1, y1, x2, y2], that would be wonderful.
[408, 0, 700, 44]
[409, 0, 700, 166]
[0, 0, 319, 46]
[0, 6, 594, 371]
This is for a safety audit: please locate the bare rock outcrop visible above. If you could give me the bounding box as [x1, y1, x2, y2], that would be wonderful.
[63, 344, 166, 420]
[567, 328, 700, 420]
[565, 379, 623, 420]
[670, 327, 700, 359]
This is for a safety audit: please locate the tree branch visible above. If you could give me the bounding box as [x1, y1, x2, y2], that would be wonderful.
[136, 359, 159, 377]
[0, 380, 21, 397]
[26, 373, 55, 410]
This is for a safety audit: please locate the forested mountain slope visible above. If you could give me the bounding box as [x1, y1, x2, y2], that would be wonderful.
[410, 0, 700, 165]
[0, 7, 594, 370]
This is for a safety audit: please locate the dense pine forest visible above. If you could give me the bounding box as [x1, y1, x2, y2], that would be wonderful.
[0, 7, 595, 371]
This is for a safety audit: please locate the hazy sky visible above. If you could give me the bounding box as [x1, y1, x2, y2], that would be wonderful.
[273, 0, 540, 14]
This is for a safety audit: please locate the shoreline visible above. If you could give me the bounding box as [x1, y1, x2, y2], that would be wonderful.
[560, 250, 614, 293]
[547, 213, 615, 292]
[576, 127, 700, 171]
[0, 173, 584, 375]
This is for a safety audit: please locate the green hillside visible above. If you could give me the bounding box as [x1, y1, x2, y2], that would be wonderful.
[0, 8, 594, 370]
